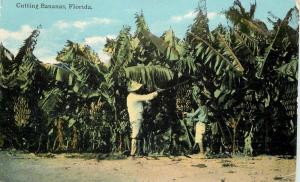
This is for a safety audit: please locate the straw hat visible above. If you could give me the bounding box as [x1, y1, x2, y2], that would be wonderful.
[128, 81, 143, 92]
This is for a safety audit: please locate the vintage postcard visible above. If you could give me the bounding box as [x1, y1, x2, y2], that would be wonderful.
[0, 0, 298, 181]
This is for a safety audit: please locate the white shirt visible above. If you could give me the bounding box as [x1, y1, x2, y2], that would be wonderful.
[127, 92, 158, 122]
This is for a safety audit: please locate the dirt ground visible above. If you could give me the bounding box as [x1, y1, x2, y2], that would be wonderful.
[0, 151, 296, 182]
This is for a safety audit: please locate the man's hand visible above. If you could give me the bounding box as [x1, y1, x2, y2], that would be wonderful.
[153, 91, 158, 97]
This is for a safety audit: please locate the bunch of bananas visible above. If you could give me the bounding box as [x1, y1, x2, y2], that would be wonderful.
[13, 96, 31, 127]
[176, 89, 192, 116]
[281, 83, 297, 116]
[90, 99, 104, 120]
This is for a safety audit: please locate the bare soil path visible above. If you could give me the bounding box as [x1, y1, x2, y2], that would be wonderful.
[0, 151, 296, 182]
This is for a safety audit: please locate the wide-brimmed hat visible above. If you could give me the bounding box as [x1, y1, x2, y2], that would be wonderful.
[128, 81, 143, 92]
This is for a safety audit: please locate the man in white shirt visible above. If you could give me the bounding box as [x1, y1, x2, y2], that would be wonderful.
[127, 81, 159, 156]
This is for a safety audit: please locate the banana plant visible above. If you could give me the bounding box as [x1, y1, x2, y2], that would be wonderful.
[0, 1, 297, 155]
[224, 0, 268, 36]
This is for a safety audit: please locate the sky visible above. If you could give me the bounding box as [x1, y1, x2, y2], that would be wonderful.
[0, 0, 296, 64]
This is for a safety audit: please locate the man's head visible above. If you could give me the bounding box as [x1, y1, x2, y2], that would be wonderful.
[128, 81, 143, 92]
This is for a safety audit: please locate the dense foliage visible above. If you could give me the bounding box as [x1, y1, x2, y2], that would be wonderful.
[0, 1, 298, 156]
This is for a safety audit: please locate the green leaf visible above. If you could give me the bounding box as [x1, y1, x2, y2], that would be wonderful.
[39, 88, 64, 116]
[218, 33, 244, 73]
[125, 65, 174, 88]
[214, 89, 222, 98]
[257, 8, 295, 78]
[140, 28, 183, 61]
[48, 128, 54, 135]
[68, 118, 76, 128]
[276, 58, 298, 80]
[189, 32, 244, 75]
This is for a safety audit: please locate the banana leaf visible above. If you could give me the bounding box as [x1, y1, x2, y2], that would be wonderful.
[276, 58, 298, 81]
[125, 65, 174, 88]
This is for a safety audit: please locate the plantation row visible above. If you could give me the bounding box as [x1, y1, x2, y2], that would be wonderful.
[0, 1, 298, 156]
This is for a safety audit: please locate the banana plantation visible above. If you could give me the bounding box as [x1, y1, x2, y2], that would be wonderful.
[0, 1, 298, 156]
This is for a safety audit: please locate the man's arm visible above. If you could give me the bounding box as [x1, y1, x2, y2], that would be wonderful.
[185, 108, 201, 118]
[132, 91, 158, 102]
